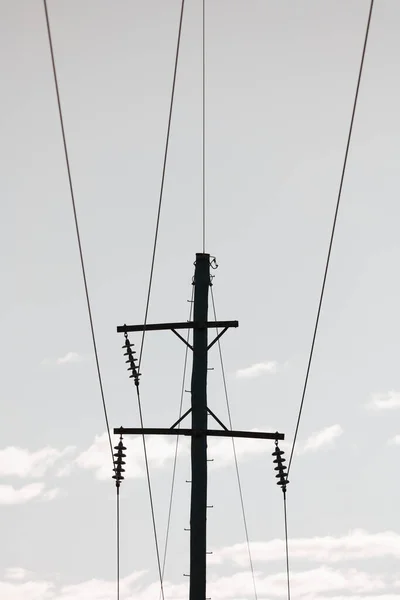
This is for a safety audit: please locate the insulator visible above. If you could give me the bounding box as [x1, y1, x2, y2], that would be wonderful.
[122, 340, 135, 348]
[122, 335, 141, 386]
[272, 448, 284, 457]
[114, 442, 126, 452]
[272, 442, 289, 494]
[113, 436, 127, 487]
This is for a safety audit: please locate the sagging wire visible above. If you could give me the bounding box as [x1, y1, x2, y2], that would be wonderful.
[42, 0, 114, 464]
[287, 0, 375, 475]
[210, 283, 258, 600]
[159, 284, 195, 598]
[272, 441, 291, 600]
[137, 0, 186, 370]
[125, 3, 186, 591]
[121, 336, 165, 600]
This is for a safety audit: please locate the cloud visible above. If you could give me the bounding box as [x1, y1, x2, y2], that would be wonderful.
[236, 361, 279, 378]
[0, 483, 45, 505]
[0, 566, 396, 600]
[367, 391, 400, 411]
[4, 568, 30, 581]
[0, 445, 75, 478]
[301, 424, 343, 453]
[0, 579, 54, 600]
[41, 352, 88, 366]
[207, 567, 385, 598]
[41, 488, 61, 502]
[388, 435, 400, 446]
[56, 464, 73, 478]
[210, 529, 400, 566]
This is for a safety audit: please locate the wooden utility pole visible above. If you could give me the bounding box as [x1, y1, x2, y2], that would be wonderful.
[115, 253, 284, 600]
[189, 253, 209, 599]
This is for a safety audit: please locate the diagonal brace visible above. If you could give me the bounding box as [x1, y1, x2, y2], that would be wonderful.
[207, 327, 228, 351]
[170, 407, 192, 429]
[207, 407, 229, 431]
[171, 329, 194, 351]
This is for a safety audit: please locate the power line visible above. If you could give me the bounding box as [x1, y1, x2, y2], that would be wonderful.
[117, 488, 120, 600]
[42, 1, 114, 463]
[202, 0, 206, 253]
[138, 0, 186, 368]
[130, 3, 186, 596]
[210, 287, 258, 600]
[159, 287, 194, 597]
[287, 0, 375, 474]
[283, 492, 291, 600]
[135, 386, 165, 600]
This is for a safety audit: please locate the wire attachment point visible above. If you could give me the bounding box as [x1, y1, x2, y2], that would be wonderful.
[210, 256, 218, 270]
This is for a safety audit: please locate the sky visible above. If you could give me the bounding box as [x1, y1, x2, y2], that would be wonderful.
[1, 0, 400, 598]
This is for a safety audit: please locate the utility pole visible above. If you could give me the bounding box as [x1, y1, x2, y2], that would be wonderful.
[189, 253, 209, 599]
[114, 253, 284, 600]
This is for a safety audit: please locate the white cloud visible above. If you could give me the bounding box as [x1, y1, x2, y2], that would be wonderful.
[4, 568, 30, 581]
[207, 567, 385, 598]
[388, 435, 400, 446]
[236, 360, 279, 378]
[56, 571, 146, 600]
[56, 464, 73, 478]
[301, 424, 343, 453]
[367, 391, 400, 411]
[0, 483, 45, 505]
[0, 566, 394, 600]
[76, 433, 185, 481]
[210, 529, 400, 566]
[41, 352, 88, 366]
[41, 488, 60, 502]
[0, 445, 75, 478]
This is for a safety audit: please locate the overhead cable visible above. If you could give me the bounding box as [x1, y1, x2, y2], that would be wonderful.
[283, 493, 291, 600]
[138, 0, 186, 367]
[159, 286, 194, 598]
[287, 0, 375, 474]
[210, 287, 258, 600]
[42, 1, 114, 462]
[127, 2, 186, 597]
[202, 0, 206, 253]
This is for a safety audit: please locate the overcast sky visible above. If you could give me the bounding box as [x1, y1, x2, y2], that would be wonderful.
[1, 0, 400, 599]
